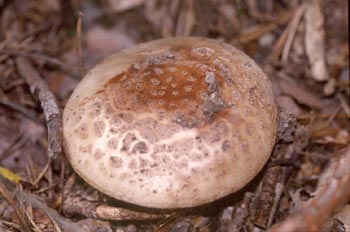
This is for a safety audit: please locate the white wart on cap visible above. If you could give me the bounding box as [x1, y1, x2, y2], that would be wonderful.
[63, 37, 278, 209]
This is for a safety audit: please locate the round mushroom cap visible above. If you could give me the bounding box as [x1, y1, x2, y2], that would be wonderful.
[63, 37, 278, 209]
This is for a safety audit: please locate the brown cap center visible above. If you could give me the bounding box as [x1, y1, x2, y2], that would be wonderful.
[99, 46, 232, 128]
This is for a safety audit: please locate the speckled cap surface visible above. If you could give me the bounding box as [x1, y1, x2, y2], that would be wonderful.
[63, 37, 278, 209]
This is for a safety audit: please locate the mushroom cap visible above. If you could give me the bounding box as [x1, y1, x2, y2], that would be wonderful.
[63, 37, 278, 209]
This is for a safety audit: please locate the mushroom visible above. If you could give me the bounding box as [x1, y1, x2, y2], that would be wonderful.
[63, 37, 278, 209]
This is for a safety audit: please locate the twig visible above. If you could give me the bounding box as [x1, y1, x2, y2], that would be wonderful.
[269, 145, 350, 232]
[76, 11, 85, 77]
[269, 4, 303, 61]
[62, 175, 167, 221]
[267, 182, 284, 228]
[34, 182, 58, 194]
[15, 57, 62, 159]
[95, 204, 168, 221]
[281, 5, 305, 62]
[269, 24, 290, 61]
[252, 165, 283, 228]
[32, 160, 51, 186]
[63, 193, 168, 221]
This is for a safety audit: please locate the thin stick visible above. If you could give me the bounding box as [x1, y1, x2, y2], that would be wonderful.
[281, 5, 305, 62]
[62, 175, 167, 221]
[15, 57, 62, 159]
[32, 160, 51, 186]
